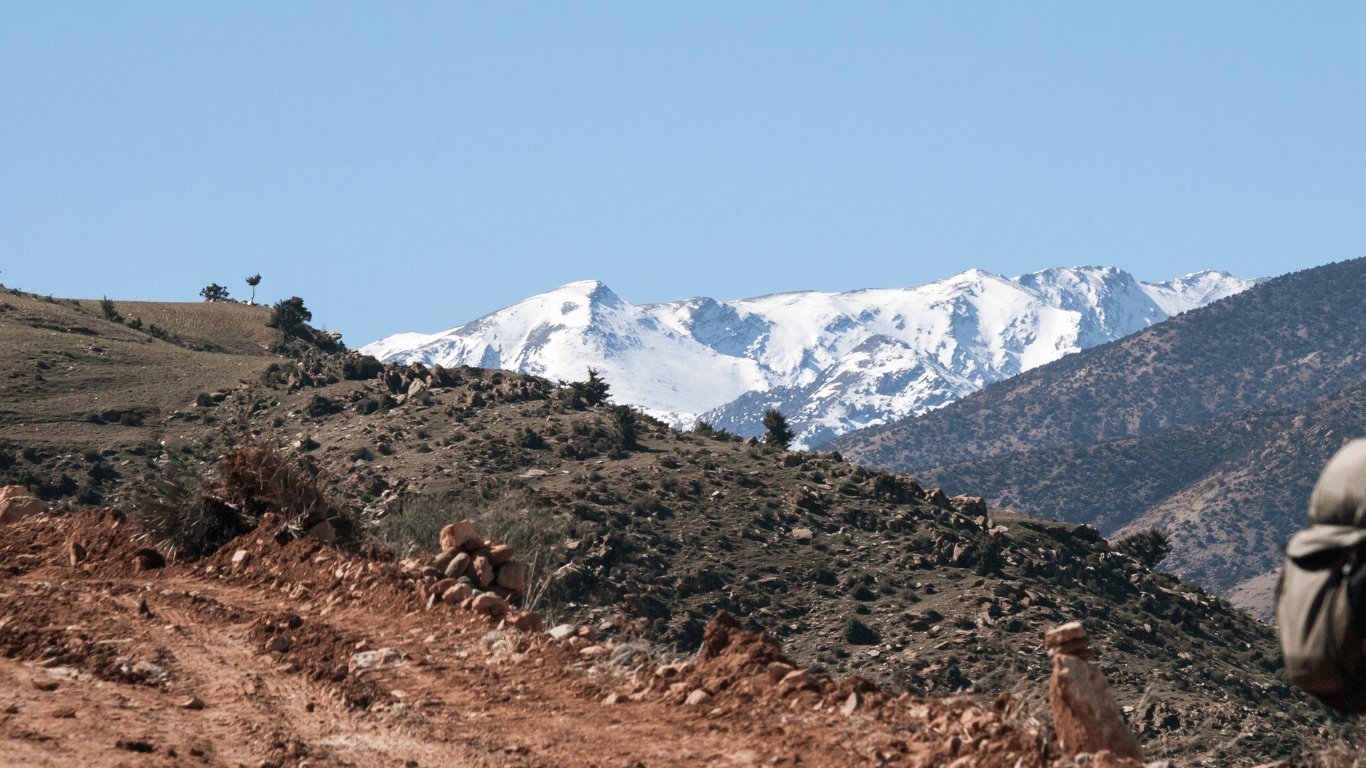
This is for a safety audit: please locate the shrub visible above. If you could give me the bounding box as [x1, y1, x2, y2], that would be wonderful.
[199, 284, 231, 302]
[1117, 528, 1173, 567]
[561, 367, 610, 409]
[343, 355, 384, 381]
[351, 446, 374, 461]
[132, 444, 358, 559]
[304, 395, 342, 418]
[298, 436, 320, 452]
[267, 297, 311, 335]
[612, 405, 638, 450]
[842, 616, 880, 645]
[100, 296, 123, 323]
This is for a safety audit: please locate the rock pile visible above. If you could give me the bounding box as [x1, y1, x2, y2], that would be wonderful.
[1045, 621, 1144, 765]
[401, 519, 541, 632]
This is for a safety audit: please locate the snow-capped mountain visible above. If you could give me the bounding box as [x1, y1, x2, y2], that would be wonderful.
[362, 267, 1263, 448]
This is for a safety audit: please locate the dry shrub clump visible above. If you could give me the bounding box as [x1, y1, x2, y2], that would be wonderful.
[135, 445, 359, 560]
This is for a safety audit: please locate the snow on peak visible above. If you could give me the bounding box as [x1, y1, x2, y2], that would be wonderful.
[362, 266, 1259, 447]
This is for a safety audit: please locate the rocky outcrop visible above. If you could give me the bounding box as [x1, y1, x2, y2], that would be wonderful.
[1046, 622, 1143, 763]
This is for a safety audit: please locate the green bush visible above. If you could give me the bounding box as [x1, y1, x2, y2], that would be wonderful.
[343, 355, 384, 381]
[304, 395, 342, 418]
[267, 296, 311, 335]
[100, 296, 123, 323]
[199, 284, 230, 302]
[842, 616, 880, 645]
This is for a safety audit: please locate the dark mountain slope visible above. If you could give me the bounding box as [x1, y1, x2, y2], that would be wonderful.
[823, 257, 1366, 472]
[911, 379, 1366, 614]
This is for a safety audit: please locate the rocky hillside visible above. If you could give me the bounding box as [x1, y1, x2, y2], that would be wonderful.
[0, 287, 1357, 766]
[911, 379, 1366, 617]
[823, 257, 1366, 472]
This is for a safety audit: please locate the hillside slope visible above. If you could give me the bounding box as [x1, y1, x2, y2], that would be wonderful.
[824, 257, 1366, 472]
[911, 380, 1366, 615]
[0, 291, 1356, 765]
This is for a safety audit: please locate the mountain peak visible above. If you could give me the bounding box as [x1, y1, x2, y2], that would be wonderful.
[363, 265, 1259, 445]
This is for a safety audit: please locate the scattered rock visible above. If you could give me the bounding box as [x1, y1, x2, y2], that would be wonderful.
[602, 692, 621, 706]
[264, 635, 292, 653]
[350, 648, 403, 673]
[67, 541, 87, 566]
[791, 528, 814, 544]
[548, 624, 575, 641]
[180, 696, 205, 710]
[31, 677, 58, 691]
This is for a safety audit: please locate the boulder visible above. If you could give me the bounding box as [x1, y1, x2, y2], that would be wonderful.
[445, 552, 470, 579]
[67, 541, 86, 567]
[471, 593, 509, 617]
[487, 544, 515, 566]
[511, 611, 543, 632]
[0, 495, 44, 524]
[1048, 624, 1142, 761]
[433, 549, 457, 572]
[495, 561, 527, 596]
[441, 582, 474, 604]
[0, 485, 30, 503]
[471, 555, 495, 589]
[791, 528, 814, 544]
[438, 520, 478, 553]
[685, 689, 713, 707]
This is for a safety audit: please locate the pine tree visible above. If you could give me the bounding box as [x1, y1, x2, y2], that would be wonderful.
[762, 408, 795, 450]
[246, 274, 261, 303]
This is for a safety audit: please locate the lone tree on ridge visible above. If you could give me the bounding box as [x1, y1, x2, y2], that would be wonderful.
[762, 408, 795, 451]
[200, 283, 230, 302]
[245, 274, 261, 304]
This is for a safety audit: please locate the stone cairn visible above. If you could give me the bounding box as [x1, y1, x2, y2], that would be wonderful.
[1045, 621, 1144, 765]
[401, 519, 542, 633]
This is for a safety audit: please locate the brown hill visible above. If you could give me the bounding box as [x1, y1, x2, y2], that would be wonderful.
[0, 288, 1359, 766]
[911, 378, 1366, 620]
[822, 257, 1366, 473]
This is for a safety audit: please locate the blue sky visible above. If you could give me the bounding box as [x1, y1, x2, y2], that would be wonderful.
[3, 3, 1364, 346]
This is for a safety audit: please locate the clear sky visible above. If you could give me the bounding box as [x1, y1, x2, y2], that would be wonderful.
[3, 3, 1364, 346]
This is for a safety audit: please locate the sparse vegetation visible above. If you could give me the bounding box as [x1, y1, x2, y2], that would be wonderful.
[200, 283, 231, 302]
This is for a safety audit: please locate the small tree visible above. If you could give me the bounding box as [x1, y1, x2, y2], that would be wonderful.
[100, 296, 123, 324]
[612, 405, 638, 451]
[245, 274, 261, 303]
[762, 408, 795, 450]
[200, 283, 230, 302]
[1116, 528, 1172, 568]
[561, 367, 611, 409]
[268, 296, 312, 335]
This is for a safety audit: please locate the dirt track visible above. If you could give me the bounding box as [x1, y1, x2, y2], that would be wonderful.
[0, 509, 1057, 768]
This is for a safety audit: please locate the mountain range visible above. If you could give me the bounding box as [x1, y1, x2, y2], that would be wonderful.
[362, 267, 1261, 447]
